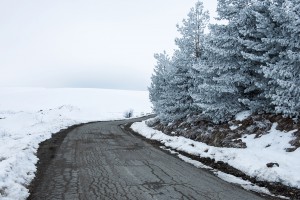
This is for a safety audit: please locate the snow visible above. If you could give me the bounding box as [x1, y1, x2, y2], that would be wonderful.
[229, 125, 239, 130]
[215, 171, 272, 195]
[160, 146, 213, 170]
[160, 143, 278, 197]
[132, 119, 300, 191]
[235, 110, 252, 121]
[159, 145, 273, 195]
[0, 87, 152, 200]
[177, 154, 212, 170]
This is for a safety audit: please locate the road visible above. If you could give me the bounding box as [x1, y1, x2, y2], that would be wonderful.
[28, 117, 265, 200]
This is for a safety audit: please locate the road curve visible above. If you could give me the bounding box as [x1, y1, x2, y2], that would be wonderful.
[28, 116, 265, 200]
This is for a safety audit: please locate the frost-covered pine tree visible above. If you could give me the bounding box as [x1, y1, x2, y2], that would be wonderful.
[263, 0, 300, 119]
[192, 0, 288, 123]
[175, 1, 209, 61]
[236, 0, 277, 113]
[192, 0, 252, 123]
[149, 1, 209, 124]
[149, 52, 173, 124]
[167, 1, 209, 122]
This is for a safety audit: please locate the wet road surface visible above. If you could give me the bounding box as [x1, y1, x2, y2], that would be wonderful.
[28, 117, 265, 200]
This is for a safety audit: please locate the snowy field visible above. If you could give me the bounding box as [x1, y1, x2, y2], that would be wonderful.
[132, 117, 300, 196]
[0, 87, 152, 200]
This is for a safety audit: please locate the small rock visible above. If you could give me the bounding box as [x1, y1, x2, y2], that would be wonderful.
[285, 147, 296, 152]
[266, 162, 279, 168]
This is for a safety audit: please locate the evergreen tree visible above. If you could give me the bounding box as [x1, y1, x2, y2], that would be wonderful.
[236, 0, 276, 113]
[149, 1, 209, 123]
[175, 1, 209, 61]
[192, 0, 286, 123]
[168, 1, 209, 122]
[263, 0, 300, 118]
[149, 52, 173, 124]
[192, 0, 252, 123]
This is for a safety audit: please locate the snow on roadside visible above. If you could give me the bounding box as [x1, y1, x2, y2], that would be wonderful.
[215, 171, 272, 196]
[0, 107, 78, 200]
[160, 146, 212, 170]
[0, 87, 151, 200]
[131, 119, 300, 191]
[160, 144, 275, 197]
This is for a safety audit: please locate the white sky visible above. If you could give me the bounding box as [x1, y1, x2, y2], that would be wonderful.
[0, 0, 218, 90]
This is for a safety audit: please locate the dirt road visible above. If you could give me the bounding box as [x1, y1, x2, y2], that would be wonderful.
[28, 117, 265, 200]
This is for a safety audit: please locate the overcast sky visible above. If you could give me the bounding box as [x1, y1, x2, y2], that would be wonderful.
[0, 0, 218, 90]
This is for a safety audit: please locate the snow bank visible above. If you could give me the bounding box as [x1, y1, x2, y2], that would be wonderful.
[0, 87, 151, 200]
[131, 120, 300, 190]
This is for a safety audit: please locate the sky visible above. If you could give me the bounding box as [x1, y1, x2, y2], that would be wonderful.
[0, 0, 218, 91]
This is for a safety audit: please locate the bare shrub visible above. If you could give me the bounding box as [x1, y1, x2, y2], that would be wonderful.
[124, 109, 134, 118]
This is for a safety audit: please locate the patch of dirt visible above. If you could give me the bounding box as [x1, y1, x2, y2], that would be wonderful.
[27, 123, 85, 200]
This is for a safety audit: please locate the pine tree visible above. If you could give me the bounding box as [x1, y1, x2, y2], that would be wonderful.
[175, 1, 209, 61]
[263, 0, 300, 119]
[149, 1, 209, 124]
[191, 0, 254, 123]
[236, 0, 276, 113]
[149, 52, 173, 124]
[192, 0, 290, 123]
[168, 1, 209, 122]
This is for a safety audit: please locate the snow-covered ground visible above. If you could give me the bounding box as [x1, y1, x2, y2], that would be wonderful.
[0, 87, 152, 200]
[131, 118, 300, 195]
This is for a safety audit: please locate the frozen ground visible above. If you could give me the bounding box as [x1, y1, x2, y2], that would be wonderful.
[0, 87, 152, 200]
[131, 117, 300, 196]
